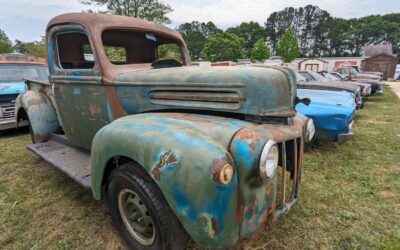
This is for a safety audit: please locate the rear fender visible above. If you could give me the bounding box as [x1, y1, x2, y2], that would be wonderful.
[15, 90, 59, 142]
[91, 115, 240, 248]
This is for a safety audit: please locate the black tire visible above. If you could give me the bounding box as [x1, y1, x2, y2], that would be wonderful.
[106, 162, 187, 250]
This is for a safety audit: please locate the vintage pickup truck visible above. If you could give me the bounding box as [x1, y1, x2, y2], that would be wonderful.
[15, 13, 313, 249]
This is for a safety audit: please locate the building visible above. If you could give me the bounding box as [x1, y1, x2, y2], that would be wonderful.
[298, 58, 328, 72]
[361, 44, 398, 80]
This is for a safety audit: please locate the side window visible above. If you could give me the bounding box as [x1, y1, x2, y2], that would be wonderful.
[57, 32, 94, 69]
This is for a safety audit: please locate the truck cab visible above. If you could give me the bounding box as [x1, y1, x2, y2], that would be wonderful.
[16, 13, 313, 249]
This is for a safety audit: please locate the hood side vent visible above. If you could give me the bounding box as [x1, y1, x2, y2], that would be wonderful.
[147, 88, 243, 110]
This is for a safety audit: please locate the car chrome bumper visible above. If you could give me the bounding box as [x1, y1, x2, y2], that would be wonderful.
[337, 121, 354, 144]
[375, 88, 384, 95]
[0, 118, 16, 130]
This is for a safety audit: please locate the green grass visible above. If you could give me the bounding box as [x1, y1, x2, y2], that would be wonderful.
[1, 87, 400, 249]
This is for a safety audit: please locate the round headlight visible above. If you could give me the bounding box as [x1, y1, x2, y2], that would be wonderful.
[259, 140, 279, 180]
[305, 118, 315, 143]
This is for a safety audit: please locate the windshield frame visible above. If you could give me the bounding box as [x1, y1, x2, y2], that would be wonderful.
[100, 28, 187, 68]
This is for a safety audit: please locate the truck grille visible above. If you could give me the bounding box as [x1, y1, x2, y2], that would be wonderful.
[0, 101, 16, 120]
[274, 137, 304, 219]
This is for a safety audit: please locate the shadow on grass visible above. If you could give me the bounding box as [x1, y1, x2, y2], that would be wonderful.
[0, 127, 29, 139]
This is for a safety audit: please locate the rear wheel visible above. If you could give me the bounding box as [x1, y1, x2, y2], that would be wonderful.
[106, 163, 187, 250]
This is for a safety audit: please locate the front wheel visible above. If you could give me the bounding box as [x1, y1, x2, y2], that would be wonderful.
[106, 163, 187, 250]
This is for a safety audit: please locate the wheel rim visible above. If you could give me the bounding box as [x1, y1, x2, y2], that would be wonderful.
[118, 189, 156, 246]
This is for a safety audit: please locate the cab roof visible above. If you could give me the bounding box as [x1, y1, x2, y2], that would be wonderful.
[47, 13, 185, 45]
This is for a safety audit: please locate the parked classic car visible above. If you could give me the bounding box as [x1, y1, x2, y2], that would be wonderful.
[0, 61, 47, 130]
[15, 13, 313, 249]
[319, 71, 372, 96]
[330, 72, 383, 95]
[335, 66, 381, 81]
[296, 101, 355, 143]
[350, 65, 383, 80]
[295, 75, 355, 143]
[297, 70, 364, 109]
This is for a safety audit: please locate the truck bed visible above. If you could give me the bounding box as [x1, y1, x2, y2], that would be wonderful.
[27, 134, 92, 189]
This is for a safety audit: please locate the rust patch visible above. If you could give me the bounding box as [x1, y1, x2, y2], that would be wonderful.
[152, 151, 178, 181]
[210, 153, 234, 183]
[235, 128, 263, 150]
[211, 217, 218, 237]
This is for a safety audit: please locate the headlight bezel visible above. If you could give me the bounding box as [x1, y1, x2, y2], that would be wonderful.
[259, 140, 279, 180]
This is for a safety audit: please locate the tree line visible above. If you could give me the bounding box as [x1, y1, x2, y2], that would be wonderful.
[0, 1, 398, 63]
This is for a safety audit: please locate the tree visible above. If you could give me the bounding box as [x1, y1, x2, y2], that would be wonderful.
[0, 29, 13, 54]
[14, 38, 46, 58]
[226, 22, 266, 58]
[80, 0, 173, 24]
[250, 38, 270, 62]
[276, 29, 300, 63]
[203, 32, 244, 62]
[265, 5, 332, 57]
[177, 21, 221, 60]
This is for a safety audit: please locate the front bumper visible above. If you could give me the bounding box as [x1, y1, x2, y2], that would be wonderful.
[337, 120, 354, 144]
[0, 118, 15, 130]
[375, 88, 384, 95]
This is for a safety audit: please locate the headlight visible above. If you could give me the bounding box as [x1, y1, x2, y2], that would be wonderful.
[259, 140, 279, 180]
[0, 108, 3, 118]
[305, 119, 315, 143]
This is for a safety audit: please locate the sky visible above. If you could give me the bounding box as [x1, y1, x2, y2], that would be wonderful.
[0, 0, 399, 42]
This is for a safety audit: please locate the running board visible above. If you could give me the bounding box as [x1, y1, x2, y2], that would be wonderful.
[27, 134, 92, 189]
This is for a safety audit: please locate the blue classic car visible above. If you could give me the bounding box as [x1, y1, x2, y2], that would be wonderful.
[295, 74, 356, 143]
[0, 61, 48, 130]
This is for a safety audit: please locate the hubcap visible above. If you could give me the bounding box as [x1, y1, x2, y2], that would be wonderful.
[118, 189, 156, 245]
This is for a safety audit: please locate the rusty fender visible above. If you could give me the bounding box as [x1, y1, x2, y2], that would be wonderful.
[15, 88, 59, 142]
[90, 112, 307, 248]
[91, 114, 240, 248]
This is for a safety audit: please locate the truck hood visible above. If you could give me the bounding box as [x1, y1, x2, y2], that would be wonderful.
[114, 66, 297, 118]
[0, 81, 26, 95]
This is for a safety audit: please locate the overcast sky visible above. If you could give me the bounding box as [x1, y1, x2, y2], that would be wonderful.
[0, 0, 399, 42]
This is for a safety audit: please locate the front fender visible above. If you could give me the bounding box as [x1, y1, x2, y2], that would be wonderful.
[15, 90, 59, 142]
[91, 115, 240, 247]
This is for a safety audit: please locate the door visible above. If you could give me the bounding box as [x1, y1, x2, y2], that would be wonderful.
[48, 25, 109, 150]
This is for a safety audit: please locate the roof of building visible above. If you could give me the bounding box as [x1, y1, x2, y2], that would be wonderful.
[299, 58, 329, 63]
[363, 44, 394, 57]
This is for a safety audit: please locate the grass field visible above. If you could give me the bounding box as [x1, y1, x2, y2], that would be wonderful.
[1, 87, 400, 249]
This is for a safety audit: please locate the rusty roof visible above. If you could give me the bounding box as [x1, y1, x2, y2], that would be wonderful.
[363, 44, 394, 57]
[47, 13, 185, 44]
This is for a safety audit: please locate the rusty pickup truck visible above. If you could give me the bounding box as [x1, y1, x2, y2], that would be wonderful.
[15, 13, 313, 249]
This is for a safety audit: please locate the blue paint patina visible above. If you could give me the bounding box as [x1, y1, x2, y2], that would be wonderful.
[0, 82, 26, 95]
[296, 101, 355, 141]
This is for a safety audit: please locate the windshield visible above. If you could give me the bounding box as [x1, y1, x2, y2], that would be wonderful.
[307, 71, 329, 82]
[352, 66, 361, 73]
[0, 64, 48, 83]
[330, 73, 344, 80]
[295, 72, 308, 82]
[350, 68, 359, 74]
[324, 73, 339, 81]
[101, 29, 184, 66]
